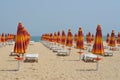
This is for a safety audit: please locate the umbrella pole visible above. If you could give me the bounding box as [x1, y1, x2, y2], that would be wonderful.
[18, 60, 20, 71]
[68, 47, 71, 55]
[79, 49, 81, 60]
[96, 61, 99, 71]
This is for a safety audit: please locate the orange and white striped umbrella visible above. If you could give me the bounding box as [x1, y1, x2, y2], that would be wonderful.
[1, 33, 5, 43]
[91, 34, 94, 42]
[74, 33, 77, 43]
[66, 29, 73, 47]
[92, 24, 104, 55]
[0, 35, 1, 42]
[87, 32, 91, 44]
[57, 31, 61, 43]
[53, 32, 57, 44]
[61, 30, 66, 45]
[106, 33, 110, 44]
[14, 22, 26, 54]
[117, 32, 120, 44]
[76, 27, 84, 49]
[49, 33, 53, 42]
[109, 30, 116, 47]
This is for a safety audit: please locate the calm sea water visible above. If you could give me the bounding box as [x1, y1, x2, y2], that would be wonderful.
[31, 36, 107, 42]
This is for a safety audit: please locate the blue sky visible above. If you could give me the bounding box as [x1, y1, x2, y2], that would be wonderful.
[0, 0, 120, 36]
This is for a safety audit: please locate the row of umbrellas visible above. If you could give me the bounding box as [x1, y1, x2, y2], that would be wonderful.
[106, 30, 120, 47]
[41, 29, 73, 47]
[41, 24, 104, 55]
[0, 33, 15, 43]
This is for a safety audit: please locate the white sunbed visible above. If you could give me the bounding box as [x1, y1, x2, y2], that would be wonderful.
[81, 53, 98, 62]
[9, 50, 18, 56]
[52, 47, 63, 52]
[29, 41, 35, 45]
[104, 49, 113, 56]
[56, 49, 69, 56]
[24, 53, 39, 62]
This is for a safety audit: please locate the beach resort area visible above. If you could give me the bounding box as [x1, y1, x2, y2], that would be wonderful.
[0, 22, 120, 80]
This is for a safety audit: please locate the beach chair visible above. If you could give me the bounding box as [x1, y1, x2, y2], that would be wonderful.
[52, 47, 63, 52]
[9, 50, 18, 56]
[24, 53, 39, 62]
[104, 49, 113, 56]
[56, 49, 69, 56]
[29, 41, 35, 45]
[81, 53, 98, 62]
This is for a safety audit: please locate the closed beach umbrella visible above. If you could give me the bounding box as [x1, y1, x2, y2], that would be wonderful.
[91, 34, 94, 42]
[74, 33, 77, 43]
[87, 32, 91, 45]
[117, 32, 120, 44]
[109, 30, 116, 47]
[92, 24, 104, 55]
[53, 32, 57, 44]
[61, 30, 66, 45]
[1, 33, 5, 45]
[49, 33, 53, 42]
[66, 29, 73, 55]
[0, 35, 1, 42]
[106, 33, 110, 44]
[76, 27, 84, 49]
[22, 27, 30, 50]
[57, 31, 61, 44]
[1, 33, 5, 43]
[14, 22, 26, 55]
[76, 27, 84, 60]
[66, 29, 73, 47]
[14, 22, 27, 71]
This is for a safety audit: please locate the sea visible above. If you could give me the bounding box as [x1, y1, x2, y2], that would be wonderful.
[31, 36, 107, 42]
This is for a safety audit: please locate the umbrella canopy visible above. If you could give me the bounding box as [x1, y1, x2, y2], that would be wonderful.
[49, 33, 53, 42]
[91, 34, 94, 42]
[92, 24, 104, 55]
[1, 33, 5, 43]
[74, 33, 77, 43]
[66, 29, 73, 47]
[76, 27, 84, 49]
[61, 30, 66, 45]
[87, 32, 91, 44]
[57, 31, 61, 43]
[109, 30, 116, 47]
[106, 33, 110, 44]
[14, 22, 26, 54]
[117, 32, 120, 44]
[53, 32, 57, 43]
[22, 27, 30, 50]
[0, 35, 1, 42]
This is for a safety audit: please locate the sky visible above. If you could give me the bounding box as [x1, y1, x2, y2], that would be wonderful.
[0, 0, 120, 36]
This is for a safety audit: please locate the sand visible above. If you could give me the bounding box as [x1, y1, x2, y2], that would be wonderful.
[0, 42, 120, 80]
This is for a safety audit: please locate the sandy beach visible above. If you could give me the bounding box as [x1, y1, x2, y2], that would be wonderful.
[0, 42, 120, 80]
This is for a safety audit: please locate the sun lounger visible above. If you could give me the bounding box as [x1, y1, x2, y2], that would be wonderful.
[24, 53, 39, 62]
[81, 53, 98, 62]
[9, 50, 18, 56]
[49, 45, 58, 50]
[57, 49, 68, 56]
[104, 50, 113, 56]
[52, 47, 63, 52]
[29, 41, 35, 45]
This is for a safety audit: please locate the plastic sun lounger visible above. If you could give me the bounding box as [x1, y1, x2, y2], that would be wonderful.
[9, 50, 18, 56]
[82, 53, 98, 62]
[52, 47, 63, 52]
[24, 54, 39, 62]
[104, 50, 113, 56]
[57, 49, 69, 56]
